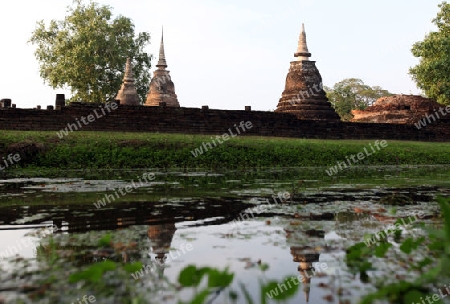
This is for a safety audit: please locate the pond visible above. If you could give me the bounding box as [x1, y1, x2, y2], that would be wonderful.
[0, 166, 448, 304]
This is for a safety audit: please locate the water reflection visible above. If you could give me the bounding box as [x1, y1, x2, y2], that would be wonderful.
[291, 246, 321, 301]
[0, 172, 447, 303]
[148, 222, 177, 274]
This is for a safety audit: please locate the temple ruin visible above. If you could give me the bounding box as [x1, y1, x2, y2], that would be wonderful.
[116, 58, 141, 106]
[2, 25, 450, 141]
[145, 30, 180, 107]
[275, 24, 340, 121]
[351, 94, 449, 124]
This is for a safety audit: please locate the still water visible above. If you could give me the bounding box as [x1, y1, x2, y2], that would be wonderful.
[0, 166, 448, 303]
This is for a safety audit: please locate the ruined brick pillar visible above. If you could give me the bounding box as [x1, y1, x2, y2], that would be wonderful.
[55, 94, 65, 108]
[1, 99, 11, 108]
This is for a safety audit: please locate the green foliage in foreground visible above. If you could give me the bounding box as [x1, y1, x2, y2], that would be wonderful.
[346, 196, 450, 303]
[1, 131, 450, 170]
[68, 235, 299, 303]
[70, 255, 299, 304]
[66, 197, 450, 303]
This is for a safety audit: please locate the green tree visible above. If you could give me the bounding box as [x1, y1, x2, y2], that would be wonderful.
[29, 0, 151, 103]
[410, 2, 450, 105]
[325, 78, 392, 121]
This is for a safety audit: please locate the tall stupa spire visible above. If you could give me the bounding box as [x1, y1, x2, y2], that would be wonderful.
[145, 28, 180, 107]
[295, 23, 311, 61]
[275, 23, 340, 121]
[124, 58, 134, 81]
[156, 28, 167, 69]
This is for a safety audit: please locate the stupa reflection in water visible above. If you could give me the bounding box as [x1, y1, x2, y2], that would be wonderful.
[287, 228, 327, 303]
[146, 221, 178, 289]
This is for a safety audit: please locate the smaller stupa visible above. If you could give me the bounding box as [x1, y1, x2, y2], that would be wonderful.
[145, 29, 180, 107]
[116, 58, 141, 105]
[275, 24, 340, 121]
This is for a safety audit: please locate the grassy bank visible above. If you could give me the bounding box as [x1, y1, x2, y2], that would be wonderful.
[0, 131, 450, 170]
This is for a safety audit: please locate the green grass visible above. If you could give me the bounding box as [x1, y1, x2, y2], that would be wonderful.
[0, 131, 449, 170]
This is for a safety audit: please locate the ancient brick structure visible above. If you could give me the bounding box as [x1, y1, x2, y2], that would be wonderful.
[0, 101, 449, 141]
[1, 25, 450, 142]
[145, 30, 180, 107]
[116, 58, 141, 106]
[352, 94, 449, 124]
[0, 99, 12, 108]
[275, 24, 340, 121]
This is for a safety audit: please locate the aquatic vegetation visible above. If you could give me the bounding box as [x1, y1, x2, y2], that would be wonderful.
[0, 168, 449, 303]
[346, 197, 450, 304]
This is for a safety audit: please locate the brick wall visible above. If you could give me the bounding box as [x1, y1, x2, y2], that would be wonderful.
[0, 103, 449, 142]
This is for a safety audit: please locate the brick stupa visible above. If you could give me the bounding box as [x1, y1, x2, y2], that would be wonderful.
[116, 58, 141, 106]
[275, 24, 340, 121]
[145, 30, 180, 107]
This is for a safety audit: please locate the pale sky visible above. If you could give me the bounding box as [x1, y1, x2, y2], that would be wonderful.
[0, 0, 443, 110]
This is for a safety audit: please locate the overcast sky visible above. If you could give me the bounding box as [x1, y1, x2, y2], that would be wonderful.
[0, 0, 443, 110]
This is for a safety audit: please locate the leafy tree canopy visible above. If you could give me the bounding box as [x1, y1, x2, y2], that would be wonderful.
[410, 1, 450, 105]
[325, 78, 392, 121]
[30, 0, 151, 103]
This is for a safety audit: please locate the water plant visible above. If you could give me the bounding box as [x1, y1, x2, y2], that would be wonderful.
[346, 197, 450, 303]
